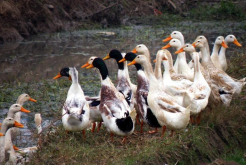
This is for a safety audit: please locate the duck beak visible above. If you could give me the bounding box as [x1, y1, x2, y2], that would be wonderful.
[153, 59, 156, 63]
[14, 121, 24, 128]
[119, 58, 126, 63]
[20, 107, 31, 113]
[128, 60, 137, 66]
[29, 98, 37, 102]
[221, 41, 229, 48]
[53, 73, 62, 80]
[175, 48, 184, 54]
[0, 133, 4, 136]
[233, 39, 242, 47]
[192, 43, 196, 48]
[162, 35, 172, 42]
[13, 145, 19, 150]
[103, 54, 110, 60]
[68, 76, 72, 81]
[131, 48, 137, 53]
[81, 62, 90, 68]
[86, 64, 94, 69]
[162, 43, 171, 49]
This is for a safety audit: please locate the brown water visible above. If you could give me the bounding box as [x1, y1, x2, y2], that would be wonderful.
[0, 23, 245, 148]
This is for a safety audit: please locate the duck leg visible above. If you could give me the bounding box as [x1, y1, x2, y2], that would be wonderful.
[196, 113, 202, 125]
[82, 130, 86, 140]
[161, 126, 167, 138]
[91, 122, 96, 133]
[169, 130, 175, 137]
[97, 121, 102, 132]
[13, 145, 19, 150]
[140, 121, 144, 133]
[110, 132, 114, 142]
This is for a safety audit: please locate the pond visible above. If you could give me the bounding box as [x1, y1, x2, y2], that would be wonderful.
[0, 21, 245, 148]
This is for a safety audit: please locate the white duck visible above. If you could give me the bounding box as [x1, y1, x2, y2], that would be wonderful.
[128, 55, 190, 136]
[53, 67, 90, 138]
[154, 50, 192, 107]
[0, 117, 24, 164]
[176, 43, 223, 107]
[219, 34, 242, 71]
[83, 58, 136, 142]
[119, 52, 162, 134]
[183, 52, 211, 124]
[211, 36, 229, 70]
[162, 39, 194, 81]
[131, 44, 151, 62]
[82, 56, 103, 133]
[162, 31, 185, 72]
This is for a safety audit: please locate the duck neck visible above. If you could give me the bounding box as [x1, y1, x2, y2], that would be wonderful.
[163, 60, 172, 83]
[200, 46, 212, 64]
[212, 43, 220, 57]
[7, 110, 15, 118]
[154, 54, 163, 81]
[141, 60, 159, 90]
[193, 53, 203, 82]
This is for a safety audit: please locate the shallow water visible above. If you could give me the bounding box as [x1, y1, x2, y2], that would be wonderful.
[0, 23, 245, 148]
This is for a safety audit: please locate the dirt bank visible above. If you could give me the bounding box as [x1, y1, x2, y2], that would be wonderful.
[0, 0, 170, 43]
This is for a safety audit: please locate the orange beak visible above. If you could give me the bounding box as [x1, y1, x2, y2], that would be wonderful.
[221, 41, 229, 48]
[13, 145, 19, 150]
[128, 60, 137, 66]
[20, 107, 31, 113]
[233, 39, 242, 47]
[0, 133, 3, 136]
[86, 64, 94, 69]
[192, 43, 196, 48]
[14, 121, 24, 128]
[53, 73, 62, 80]
[29, 98, 37, 102]
[103, 54, 110, 60]
[131, 48, 137, 53]
[175, 48, 184, 54]
[119, 58, 126, 63]
[81, 62, 90, 68]
[153, 59, 156, 63]
[163, 35, 172, 42]
[162, 43, 171, 49]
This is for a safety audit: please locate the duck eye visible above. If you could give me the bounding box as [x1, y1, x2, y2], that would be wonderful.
[173, 40, 175, 42]
[138, 56, 140, 58]
[15, 105, 18, 107]
[186, 45, 188, 47]
[230, 36, 233, 38]
[174, 33, 176, 34]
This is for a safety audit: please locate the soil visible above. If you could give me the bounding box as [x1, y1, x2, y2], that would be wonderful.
[0, 0, 171, 43]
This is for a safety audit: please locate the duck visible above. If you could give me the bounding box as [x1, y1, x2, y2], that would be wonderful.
[162, 31, 186, 72]
[11, 94, 36, 141]
[0, 117, 24, 164]
[119, 52, 162, 134]
[83, 57, 136, 142]
[103, 49, 136, 111]
[219, 34, 242, 71]
[82, 56, 103, 133]
[193, 37, 245, 106]
[131, 44, 151, 62]
[53, 67, 90, 138]
[128, 55, 191, 137]
[182, 52, 211, 124]
[211, 36, 228, 70]
[162, 38, 194, 81]
[155, 50, 192, 107]
[176, 43, 223, 107]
